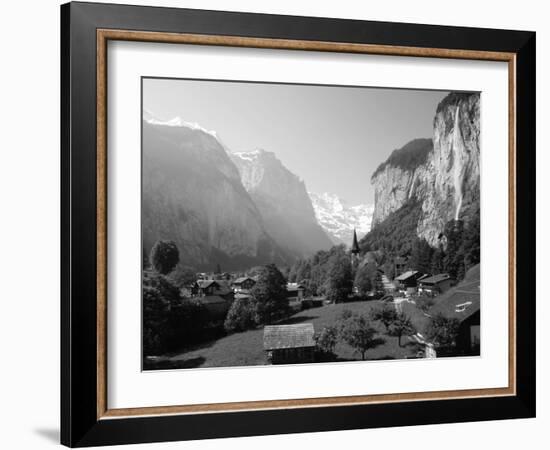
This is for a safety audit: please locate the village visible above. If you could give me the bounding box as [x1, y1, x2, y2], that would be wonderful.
[143, 230, 480, 370]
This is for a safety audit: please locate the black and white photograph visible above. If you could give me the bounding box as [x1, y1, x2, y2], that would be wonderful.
[141, 78, 481, 370]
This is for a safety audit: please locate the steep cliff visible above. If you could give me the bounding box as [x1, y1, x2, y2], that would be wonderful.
[230, 150, 333, 258]
[370, 92, 480, 246]
[142, 119, 288, 271]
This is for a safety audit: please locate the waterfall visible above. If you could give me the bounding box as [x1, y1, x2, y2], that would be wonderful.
[452, 106, 464, 221]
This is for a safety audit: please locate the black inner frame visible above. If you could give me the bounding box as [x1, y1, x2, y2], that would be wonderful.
[61, 2, 536, 447]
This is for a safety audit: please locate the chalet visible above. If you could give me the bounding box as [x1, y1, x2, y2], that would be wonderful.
[429, 291, 480, 355]
[232, 277, 256, 293]
[196, 280, 232, 297]
[263, 323, 315, 364]
[418, 273, 453, 296]
[286, 283, 305, 300]
[395, 270, 424, 293]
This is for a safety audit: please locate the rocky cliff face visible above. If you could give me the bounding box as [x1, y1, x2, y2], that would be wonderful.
[308, 192, 373, 246]
[142, 119, 288, 271]
[370, 92, 480, 246]
[230, 150, 333, 258]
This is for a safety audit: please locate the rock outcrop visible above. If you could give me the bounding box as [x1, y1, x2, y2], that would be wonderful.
[230, 150, 333, 258]
[370, 92, 480, 246]
[142, 120, 288, 271]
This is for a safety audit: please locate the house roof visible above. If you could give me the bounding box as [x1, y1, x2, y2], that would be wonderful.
[233, 277, 254, 285]
[286, 283, 305, 291]
[429, 291, 480, 322]
[419, 273, 451, 285]
[197, 280, 219, 289]
[213, 280, 231, 291]
[395, 270, 420, 281]
[263, 324, 315, 350]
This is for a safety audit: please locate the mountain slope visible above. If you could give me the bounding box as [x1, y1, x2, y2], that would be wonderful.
[142, 118, 289, 271]
[308, 192, 373, 246]
[369, 92, 480, 246]
[229, 150, 333, 258]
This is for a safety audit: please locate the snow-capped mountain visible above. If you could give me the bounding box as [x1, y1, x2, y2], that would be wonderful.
[308, 192, 373, 246]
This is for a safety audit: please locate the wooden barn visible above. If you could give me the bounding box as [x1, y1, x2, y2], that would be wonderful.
[263, 324, 315, 364]
[418, 273, 453, 296]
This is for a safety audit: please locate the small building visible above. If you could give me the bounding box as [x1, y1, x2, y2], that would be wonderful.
[429, 292, 480, 355]
[286, 283, 305, 300]
[263, 324, 315, 364]
[395, 270, 424, 292]
[418, 273, 453, 296]
[197, 280, 228, 297]
[232, 277, 256, 293]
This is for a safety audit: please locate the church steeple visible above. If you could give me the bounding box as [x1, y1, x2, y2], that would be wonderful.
[351, 228, 360, 255]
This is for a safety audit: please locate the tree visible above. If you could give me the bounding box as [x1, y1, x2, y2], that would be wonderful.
[409, 238, 434, 273]
[142, 272, 180, 356]
[462, 206, 480, 269]
[224, 297, 259, 332]
[314, 325, 338, 355]
[370, 303, 398, 330]
[150, 240, 179, 275]
[142, 285, 170, 356]
[442, 220, 465, 280]
[386, 311, 416, 347]
[326, 254, 353, 303]
[426, 313, 461, 356]
[251, 264, 289, 324]
[166, 264, 196, 289]
[338, 313, 380, 360]
[430, 245, 445, 274]
[215, 263, 222, 274]
[353, 264, 373, 296]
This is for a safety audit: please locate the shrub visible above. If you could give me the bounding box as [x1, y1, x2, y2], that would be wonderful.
[224, 297, 259, 332]
[426, 313, 461, 356]
[315, 325, 339, 356]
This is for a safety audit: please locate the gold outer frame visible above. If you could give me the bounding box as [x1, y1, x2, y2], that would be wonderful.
[96, 29, 516, 420]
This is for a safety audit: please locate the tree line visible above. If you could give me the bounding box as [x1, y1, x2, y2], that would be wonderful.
[143, 240, 293, 359]
[359, 200, 480, 281]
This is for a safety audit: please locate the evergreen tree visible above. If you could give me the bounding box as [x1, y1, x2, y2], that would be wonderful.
[430, 245, 446, 274]
[250, 264, 289, 324]
[443, 220, 465, 280]
[326, 253, 353, 303]
[409, 238, 434, 273]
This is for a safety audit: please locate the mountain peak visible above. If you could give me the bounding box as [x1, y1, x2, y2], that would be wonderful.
[143, 109, 218, 137]
[309, 192, 373, 246]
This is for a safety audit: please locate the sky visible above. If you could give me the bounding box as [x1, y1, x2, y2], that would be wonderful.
[143, 78, 448, 205]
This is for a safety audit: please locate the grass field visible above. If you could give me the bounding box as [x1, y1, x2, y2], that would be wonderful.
[151, 300, 422, 370]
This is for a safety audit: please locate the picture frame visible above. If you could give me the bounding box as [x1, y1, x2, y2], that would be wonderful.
[60, 1, 535, 447]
